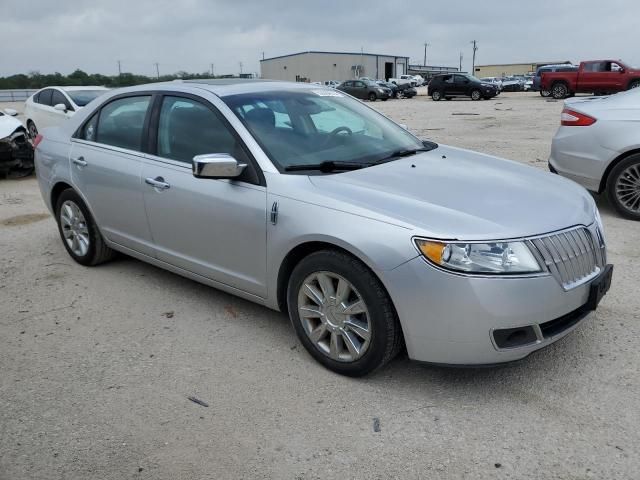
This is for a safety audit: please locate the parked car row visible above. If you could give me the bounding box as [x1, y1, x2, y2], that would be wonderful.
[33, 78, 613, 377]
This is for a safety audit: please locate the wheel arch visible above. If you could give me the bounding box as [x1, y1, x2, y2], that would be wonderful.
[627, 78, 640, 89]
[599, 148, 640, 193]
[51, 181, 74, 211]
[276, 240, 394, 316]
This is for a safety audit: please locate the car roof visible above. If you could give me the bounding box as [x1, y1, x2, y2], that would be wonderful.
[94, 79, 341, 99]
[56, 86, 110, 91]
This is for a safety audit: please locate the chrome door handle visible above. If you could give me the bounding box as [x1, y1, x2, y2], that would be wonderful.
[145, 176, 171, 190]
[72, 156, 87, 167]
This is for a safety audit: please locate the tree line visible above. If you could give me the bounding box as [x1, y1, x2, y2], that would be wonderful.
[0, 69, 231, 90]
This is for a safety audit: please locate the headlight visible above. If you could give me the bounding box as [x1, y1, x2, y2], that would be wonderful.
[415, 239, 541, 274]
[377, 88, 384, 93]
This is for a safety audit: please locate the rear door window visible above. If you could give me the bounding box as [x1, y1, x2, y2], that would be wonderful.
[96, 96, 151, 151]
[38, 89, 53, 106]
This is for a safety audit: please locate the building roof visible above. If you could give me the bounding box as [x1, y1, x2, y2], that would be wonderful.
[261, 50, 409, 62]
[476, 61, 572, 67]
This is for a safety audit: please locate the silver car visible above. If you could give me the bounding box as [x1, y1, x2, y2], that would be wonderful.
[549, 88, 640, 220]
[34, 79, 612, 376]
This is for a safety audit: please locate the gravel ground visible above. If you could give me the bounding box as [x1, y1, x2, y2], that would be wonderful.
[1, 91, 639, 479]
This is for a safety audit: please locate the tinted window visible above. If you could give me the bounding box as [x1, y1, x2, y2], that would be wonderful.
[157, 96, 247, 164]
[96, 96, 151, 151]
[51, 90, 72, 110]
[80, 113, 99, 141]
[38, 89, 53, 106]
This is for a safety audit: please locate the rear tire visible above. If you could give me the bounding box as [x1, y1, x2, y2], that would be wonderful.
[551, 82, 568, 99]
[470, 89, 481, 101]
[55, 189, 115, 266]
[606, 154, 640, 220]
[287, 250, 403, 377]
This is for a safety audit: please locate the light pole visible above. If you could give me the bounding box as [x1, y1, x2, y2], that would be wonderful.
[470, 40, 478, 74]
[459, 52, 463, 72]
[423, 42, 430, 66]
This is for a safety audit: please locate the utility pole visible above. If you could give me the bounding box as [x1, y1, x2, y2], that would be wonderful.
[154, 62, 159, 79]
[459, 52, 463, 72]
[117, 60, 122, 76]
[423, 42, 430, 66]
[210, 63, 214, 77]
[239, 62, 243, 75]
[470, 40, 478, 74]
[262, 52, 265, 60]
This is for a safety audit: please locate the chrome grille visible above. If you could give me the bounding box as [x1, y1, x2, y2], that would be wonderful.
[528, 227, 605, 290]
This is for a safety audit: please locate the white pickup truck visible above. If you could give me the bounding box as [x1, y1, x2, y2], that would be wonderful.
[388, 75, 423, 87]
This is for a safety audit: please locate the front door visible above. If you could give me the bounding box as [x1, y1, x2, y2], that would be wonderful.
[141, 94, 268, 297]
[70, 94, 155, 256]
[351, 81, 367, 99]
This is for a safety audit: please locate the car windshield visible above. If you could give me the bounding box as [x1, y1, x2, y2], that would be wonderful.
[223, 89, 429, 173]
[65, 90, 107, 107]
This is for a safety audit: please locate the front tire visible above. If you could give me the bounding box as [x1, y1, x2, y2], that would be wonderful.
[431, 90, 442, 101]
[540, 89, 551, 97]
[470, 89, 481, 101]
[628, 80, 640, 90]
[606, 154, 640, 220]
[287, 250, 403, 376]
[55, 189, 115, 265]
[368, 92, 377, 102]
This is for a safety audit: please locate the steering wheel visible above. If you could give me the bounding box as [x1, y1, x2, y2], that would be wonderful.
[322, 126, 353, 147]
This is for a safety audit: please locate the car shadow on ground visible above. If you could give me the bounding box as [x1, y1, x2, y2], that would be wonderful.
[102, 248, 606, 400]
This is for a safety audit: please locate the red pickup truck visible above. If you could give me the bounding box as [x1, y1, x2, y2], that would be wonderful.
[541, 60, 640, 99]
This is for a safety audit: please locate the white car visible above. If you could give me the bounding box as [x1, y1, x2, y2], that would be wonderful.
[549, 87, 640, 220]
[0, 108, 34, 177]
[24, 86, 108, 138]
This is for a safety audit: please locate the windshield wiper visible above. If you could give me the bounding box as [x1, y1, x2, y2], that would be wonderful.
[284, 161, 371, 173]
[374, 145, 434, 164]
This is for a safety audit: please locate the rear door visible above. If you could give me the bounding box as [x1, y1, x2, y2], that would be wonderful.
[31, 88, 56, 129]
[70, 94, 155, 256]
[141, 94, 268, 297]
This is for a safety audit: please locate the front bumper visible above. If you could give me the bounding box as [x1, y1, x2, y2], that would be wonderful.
[382, 246, 609, 365]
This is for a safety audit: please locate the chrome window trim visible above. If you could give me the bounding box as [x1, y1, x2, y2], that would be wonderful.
[70, 138, 147, 158]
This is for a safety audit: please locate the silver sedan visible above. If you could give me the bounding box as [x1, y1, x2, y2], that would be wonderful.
[34, 80, 612, 376]
[549, 88, 640, 220]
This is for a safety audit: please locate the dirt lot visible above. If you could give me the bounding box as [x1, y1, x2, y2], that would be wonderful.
[1, 91, 639, 479]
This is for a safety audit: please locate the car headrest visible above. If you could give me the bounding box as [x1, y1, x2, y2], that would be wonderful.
[244, 108, 275, 128]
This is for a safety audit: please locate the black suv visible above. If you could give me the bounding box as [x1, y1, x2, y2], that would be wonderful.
[428, 74, 498, 101]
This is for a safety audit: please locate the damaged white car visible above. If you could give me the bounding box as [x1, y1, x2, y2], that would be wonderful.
[0, 109, 34, 178]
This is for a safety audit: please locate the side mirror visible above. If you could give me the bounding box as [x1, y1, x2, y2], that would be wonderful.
[193, 153, 247, 179]
[619, 68, 625, 73]
[53, 103, 67, 112]
[3, 108, 18, 116]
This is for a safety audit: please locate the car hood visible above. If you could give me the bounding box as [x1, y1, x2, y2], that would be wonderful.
[0, 114, 24, 139]
[309, 145, 595, 240]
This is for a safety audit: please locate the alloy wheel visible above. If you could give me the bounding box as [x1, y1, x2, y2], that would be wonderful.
[615, 163, 640, 212]
[297, 271, 371, 362]
[60, 200, 90, 257]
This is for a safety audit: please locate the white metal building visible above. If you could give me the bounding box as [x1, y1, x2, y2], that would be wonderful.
[260, 51, 410, 83]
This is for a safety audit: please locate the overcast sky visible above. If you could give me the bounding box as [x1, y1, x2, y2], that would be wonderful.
[1, 0, 638, 77]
